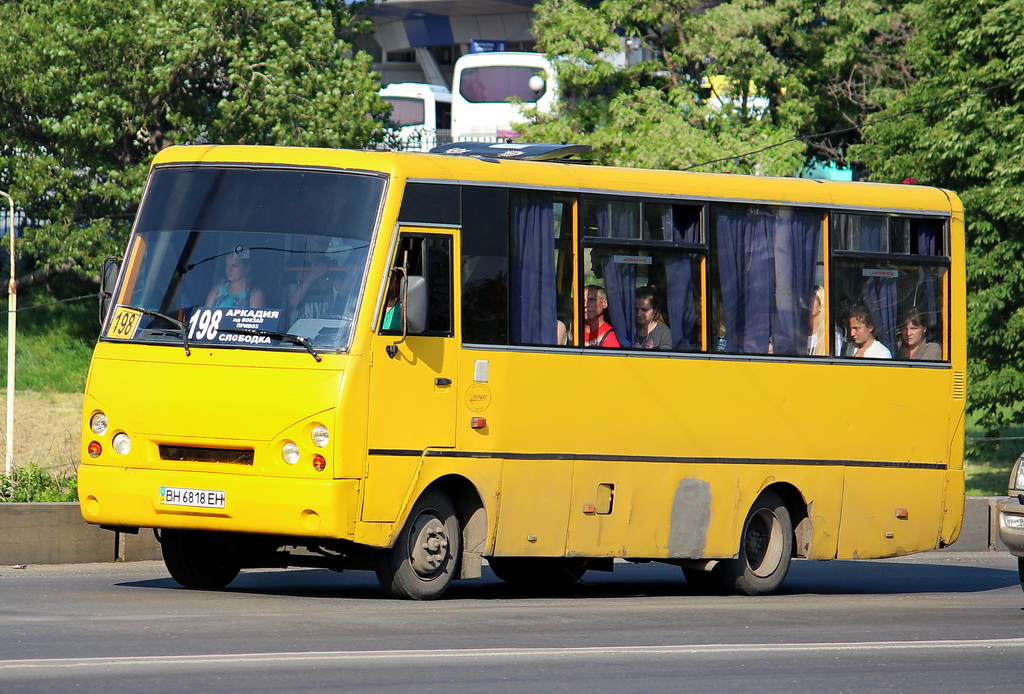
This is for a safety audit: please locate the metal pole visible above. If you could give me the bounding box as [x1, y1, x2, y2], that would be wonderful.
[1, 191, 14, 477]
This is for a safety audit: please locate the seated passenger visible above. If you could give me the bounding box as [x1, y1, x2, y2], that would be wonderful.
[583, 284, 620, 348]
[288, 244, 335, 321]
[898, 307, 942, 360]
[634, 286, 672, 350]
[846, 306, 891, 359]
[206, 254, 265, 309]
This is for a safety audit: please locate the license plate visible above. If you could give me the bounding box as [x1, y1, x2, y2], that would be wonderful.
[159, 486, 226, 509]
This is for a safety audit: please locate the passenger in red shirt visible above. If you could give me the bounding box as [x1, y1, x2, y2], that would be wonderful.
[583, 284, 620, 348]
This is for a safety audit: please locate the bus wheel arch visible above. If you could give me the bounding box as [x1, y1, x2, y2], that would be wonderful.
[429, 475, 488, 580]
[721, 487, 795, 595]
[374, 477, 485, 599]
[766, 481, 810, 559]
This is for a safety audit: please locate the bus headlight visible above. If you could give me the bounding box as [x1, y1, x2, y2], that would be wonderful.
[112, 433, 131, 455]
[282, 441, 300, 465]
[311, 424, 329, 448]
[90, 412, 108, 436]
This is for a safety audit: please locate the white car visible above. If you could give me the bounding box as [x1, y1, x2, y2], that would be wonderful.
[996, 452, 1024, 591]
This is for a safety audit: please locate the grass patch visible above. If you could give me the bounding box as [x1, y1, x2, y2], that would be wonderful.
[0, 279, 99, 393]
[964, 426, 1023, 496]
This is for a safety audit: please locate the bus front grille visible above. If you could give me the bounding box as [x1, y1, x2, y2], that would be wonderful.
[158, 445, 254, 465]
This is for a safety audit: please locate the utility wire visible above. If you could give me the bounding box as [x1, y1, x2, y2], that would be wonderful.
[0, 293, 100, 315]
[682, 76, 1024, 172]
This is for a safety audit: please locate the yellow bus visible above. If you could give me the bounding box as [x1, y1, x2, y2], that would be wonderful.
[78, 141, 966, 599]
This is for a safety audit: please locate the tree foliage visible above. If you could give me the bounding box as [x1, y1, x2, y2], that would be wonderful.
[0, 0, 387, 282]
[852, 0, 1024, 427]
[518, 0, 911, 172]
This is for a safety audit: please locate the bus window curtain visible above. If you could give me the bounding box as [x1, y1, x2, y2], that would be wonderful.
[665, 208, 699, 351]
[915, 220, 941, 336]
[715, 207, 772, 354]
[597, 205, 636, 347]
[769, 209, 822, 356]
[861, 226, 898, 355]
[510, 194, 557, 345]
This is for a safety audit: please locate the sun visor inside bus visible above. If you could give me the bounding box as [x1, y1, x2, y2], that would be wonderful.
[428, 142, 592, 162]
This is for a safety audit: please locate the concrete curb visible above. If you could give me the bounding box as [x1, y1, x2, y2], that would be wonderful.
[0, 498, 1012, 566]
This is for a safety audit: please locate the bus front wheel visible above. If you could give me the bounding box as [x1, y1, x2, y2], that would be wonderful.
[720, 490, 793, 596]
[160, 529, 241, 590]
[374, 489, 461, 600]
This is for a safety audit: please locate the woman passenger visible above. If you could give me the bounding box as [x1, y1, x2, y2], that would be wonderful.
[846, 306, 891, 359]
[206, 254, 266, 309]
[898, 307, 942, 360]
[634, 286, 672, 350]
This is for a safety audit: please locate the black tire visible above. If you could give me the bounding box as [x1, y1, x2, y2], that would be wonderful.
[160, 529, 241, 590]
[1018, 557, 1024, 594]
[488, 557, 588, 587]
[718, 490, 794, 596]
[374, 489, 460, 600]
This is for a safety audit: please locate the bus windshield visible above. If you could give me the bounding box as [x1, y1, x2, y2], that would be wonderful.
[113, 165, 386, 353]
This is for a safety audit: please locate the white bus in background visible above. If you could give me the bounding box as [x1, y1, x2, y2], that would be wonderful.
[378, 83, 452, 151]
[450, 52, 557, 142]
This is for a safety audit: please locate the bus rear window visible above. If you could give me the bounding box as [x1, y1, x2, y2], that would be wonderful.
[458, 66, 547, 104]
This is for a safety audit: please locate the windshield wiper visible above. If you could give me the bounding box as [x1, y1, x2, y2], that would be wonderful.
[122, 305, 191, 356]
[218, 328, 322, 362]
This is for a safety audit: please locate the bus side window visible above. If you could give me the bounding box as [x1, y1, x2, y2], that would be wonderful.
[382, 235, 453, 336]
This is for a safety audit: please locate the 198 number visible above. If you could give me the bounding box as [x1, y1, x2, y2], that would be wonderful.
[189, 309, 223, 341]
[110, 309, 138, 338]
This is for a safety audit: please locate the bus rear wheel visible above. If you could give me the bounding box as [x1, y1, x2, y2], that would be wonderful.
[719, 490, 793, 596]
[487, 557, 588, 587]
[160, 529, 241, 590]
[374, 489, 460, 600]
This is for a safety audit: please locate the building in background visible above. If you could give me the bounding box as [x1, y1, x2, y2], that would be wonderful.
[356, 0, 542, 89]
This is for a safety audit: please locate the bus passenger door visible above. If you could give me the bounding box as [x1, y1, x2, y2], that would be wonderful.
[364, 231, 457, 522]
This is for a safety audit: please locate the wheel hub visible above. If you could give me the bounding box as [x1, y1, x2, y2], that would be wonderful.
[409, 513, 449, 577]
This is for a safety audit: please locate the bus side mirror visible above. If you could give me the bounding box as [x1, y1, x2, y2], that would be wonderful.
[386, 275, 428, 359]
[404, 275, 427, 334]
[99, 258, 120, 325]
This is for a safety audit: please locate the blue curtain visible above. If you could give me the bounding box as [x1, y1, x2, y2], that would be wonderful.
[597, 205, 635, 346]
[664, 208, 699, 351]
[715, 207, 773, 354]
[510, 195, 557, 345]
[915, 221, 941, 332]
[860, 226, 898, 354]
[769, 209, 822, 356]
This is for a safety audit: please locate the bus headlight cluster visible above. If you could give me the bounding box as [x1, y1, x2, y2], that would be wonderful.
[87, 411, 131, 457]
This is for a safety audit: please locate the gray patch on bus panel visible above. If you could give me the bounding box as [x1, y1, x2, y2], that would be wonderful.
[668, 478, 712, 558]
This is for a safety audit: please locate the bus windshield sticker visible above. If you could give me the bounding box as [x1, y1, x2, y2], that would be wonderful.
[106, 306, 142, 340]
[187, 307, 283, 345]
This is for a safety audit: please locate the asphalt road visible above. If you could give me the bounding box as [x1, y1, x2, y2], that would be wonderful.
[1, 552, 1022, 693]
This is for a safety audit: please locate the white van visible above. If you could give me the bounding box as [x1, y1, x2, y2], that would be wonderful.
[450, 52, 557, 142]
[379, 83, 452, 152]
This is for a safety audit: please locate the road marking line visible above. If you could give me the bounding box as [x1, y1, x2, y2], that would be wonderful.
[3, 638, 1024, 671]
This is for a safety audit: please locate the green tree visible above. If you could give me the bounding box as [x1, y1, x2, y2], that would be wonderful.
[0, 0, 387, 284]
[519, 0, 911, 173]
[852, 1, 1024, 428]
